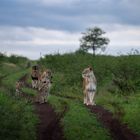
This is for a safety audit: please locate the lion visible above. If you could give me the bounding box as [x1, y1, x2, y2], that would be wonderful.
[82, 66, 97, 105]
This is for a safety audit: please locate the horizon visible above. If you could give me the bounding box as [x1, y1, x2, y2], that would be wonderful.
[1, 49, 140, 60]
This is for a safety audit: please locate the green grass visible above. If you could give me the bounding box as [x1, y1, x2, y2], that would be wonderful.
[22, 87, 37, 96]
[40, 53, 140, 136]
[96, 91, 140, 135]
[2, 69, 29, 91]
[122, 93, 140, 135]
[0, 92, 38, 140]
[0, 62, 19, 77]
[0, 59, 38, 140]
[1, 52, 140, 139]
[48, 95, 111, 140]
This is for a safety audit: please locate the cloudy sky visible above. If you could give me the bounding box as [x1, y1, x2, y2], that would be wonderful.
[0, 0, 140, 59]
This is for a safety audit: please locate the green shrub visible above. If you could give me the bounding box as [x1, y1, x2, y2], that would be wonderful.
[111, 55, 140, 94]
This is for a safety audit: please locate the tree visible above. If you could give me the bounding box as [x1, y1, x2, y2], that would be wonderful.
[80, 27, 110, 56]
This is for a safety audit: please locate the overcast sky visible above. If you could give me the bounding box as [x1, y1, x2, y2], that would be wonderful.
[0, 0, 140, 59]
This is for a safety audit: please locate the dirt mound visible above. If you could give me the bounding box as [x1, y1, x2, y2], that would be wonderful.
[34, 103, 65, 140]
[87, 105, 140, 140]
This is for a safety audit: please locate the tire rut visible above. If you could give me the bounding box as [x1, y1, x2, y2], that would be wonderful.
[87, 105, 140, 140]
[34, 103, 66, 140]
[16, 74, 66, 140]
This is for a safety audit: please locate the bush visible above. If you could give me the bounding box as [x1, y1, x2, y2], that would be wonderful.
[111, 55, 140, 94]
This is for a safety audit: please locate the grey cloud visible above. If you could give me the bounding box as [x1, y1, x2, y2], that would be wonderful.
[0, 0, 140, 32]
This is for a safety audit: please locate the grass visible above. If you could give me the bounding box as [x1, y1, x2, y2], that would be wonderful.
[122, 93, 140, 135]
[0, 59, 38, 140]
[48, 95, 111, 140]
[96, 91, 140, 135]
[40, 53, 140, 136]
[0, 92, 38, 140]
[0, 52, 140, 139]
[22, 87, 38, 96]
[2, 69, 29, 91]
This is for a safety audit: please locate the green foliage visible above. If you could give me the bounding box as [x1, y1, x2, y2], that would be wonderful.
[38, 53, 115, 93]
[75, 48, 88, 55]
[0, 60, 38, 140]
[0, 92, 38, 140]
[122, 93, 140, 135]
[48, 96, 111, 140]
[96, 91, 140, 135]
[111, 55, 140, 94]
[21, 87, 37, 96]
[38, 53, 140, 96]
[1, 52, 140, 139]
[2, 70, 28, 91]
[0, 62, 20, 84]
[39, 53, 140, 136]
[80, 27, 110, 55]
[63, 101, 111, 140]
[0, 53, 28, 68]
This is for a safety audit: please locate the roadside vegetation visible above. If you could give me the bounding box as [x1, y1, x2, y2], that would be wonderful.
[0, 52, 140, 140]
[0, 54, 38, 140]
[48, 96, 111, 140]
[38, 52, 140, 136]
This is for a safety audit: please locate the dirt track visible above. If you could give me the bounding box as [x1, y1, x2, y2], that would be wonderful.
[17, 73, 140, 140]
[88, 105, 140, 140]
[16, 74, 65, 140]
[34, 103, 65, 140]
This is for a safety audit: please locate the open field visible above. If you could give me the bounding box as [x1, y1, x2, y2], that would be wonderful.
[0, 53, 140, 140]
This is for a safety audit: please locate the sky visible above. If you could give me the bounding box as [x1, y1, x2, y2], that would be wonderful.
[0, 0, 140, 59]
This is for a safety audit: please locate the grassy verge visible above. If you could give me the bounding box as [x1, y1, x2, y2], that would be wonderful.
[0, 92, 38, 140]
[0, 64, 38, 140]
[2, 69, 29, 91]
[39, 53, 140, 137]
[96, 91, 140, 135]
[48, 95, 111, 140]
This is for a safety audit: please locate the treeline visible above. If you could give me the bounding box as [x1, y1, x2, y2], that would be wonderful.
[0, 53, 28, 64]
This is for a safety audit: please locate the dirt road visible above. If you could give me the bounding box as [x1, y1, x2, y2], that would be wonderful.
[88, 105, 140, 140]
[34, 103, 65, 140]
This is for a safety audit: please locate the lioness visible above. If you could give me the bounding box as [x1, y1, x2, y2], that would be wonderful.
[82, 66, 97, 105]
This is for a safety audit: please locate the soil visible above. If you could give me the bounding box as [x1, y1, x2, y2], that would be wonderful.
[87, 105, 140, 140]
[34, 103, 65, 140]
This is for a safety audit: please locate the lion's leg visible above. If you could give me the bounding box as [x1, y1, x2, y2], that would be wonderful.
[86, 91, 90, 105]
[83, 90, 87, 104]
[90, 91, 96, 105]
